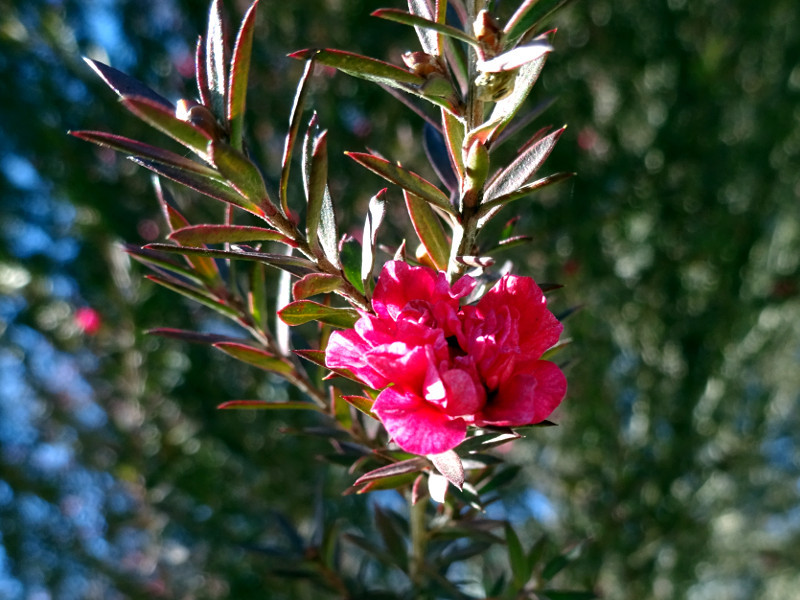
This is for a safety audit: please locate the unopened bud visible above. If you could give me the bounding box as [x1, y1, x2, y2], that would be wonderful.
[464, 139, 490, 189]
[176, 99, 226, 140]
[473, 9, 502, 56]
[402, 51, 446, 78]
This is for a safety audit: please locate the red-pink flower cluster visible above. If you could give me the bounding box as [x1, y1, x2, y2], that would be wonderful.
[326, 261, 566, 455]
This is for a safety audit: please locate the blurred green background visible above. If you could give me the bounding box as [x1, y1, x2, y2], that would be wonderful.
[1, 0, 798, 598]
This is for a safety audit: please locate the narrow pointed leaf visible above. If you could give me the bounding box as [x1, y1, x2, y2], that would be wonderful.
[206, 0, 228, 119]
[484, 126, 565, 201]
[208, 140, 269, 203]
[195, 35, 212, 108]
[423, 122, 458, 194]
[288, 48, 425, 88]
[442, 111, 466, 184]
[276, 248, 293, 355]
[228, 0, 259, 148]
[124, 244, 205, 285]
[478, 41, 553, 72]
[478, 171, 573, 225]
[217, 400, 319, 410]
[213, 341, 293, 375]
[146, 327, 241, 345]
[373, 506, 409, 570]
[504, 0, 573, 44]
[429, 450, 464, 490]
[292, 273, 343, 299]
[129, 158, 266, 218]
[404, 190, 449, 271]
[71, 130, 221, 178]
[278, 300, 359, 328]
[145, 274, 239, 319]
[249, 261, 268, 331]
[346, 152, 455, 215]
[169, 224, 294, 246]
[372, 8, 479, 49]
[305, 129, 329, 251]
[362, 189, 387, 292]
[506, 523, 530, 590]
[144, 243, 315, 277]
[540, 591, 597, 600]
[84, 58, 173, 109]
[354, 458, 427, 486]
[280, 60, 315, 214]
[293, 349, 361, 383]
[342, 394, 376, 416]
[121, 96, 212, 155]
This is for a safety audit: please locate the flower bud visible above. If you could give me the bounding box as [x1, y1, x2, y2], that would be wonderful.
[176, 99, 226, 140]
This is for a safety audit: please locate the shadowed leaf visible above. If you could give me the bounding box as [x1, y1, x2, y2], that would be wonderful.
[213, 342, 293, 375]
[217, 400, 318, 410]
[121, 95, 212, 155]
[84, 58, 173, 109]
[292, 273, 343, 299]
[227, 0, 259, 148]
[169, 224, 293, 246]
[145, 327, 241, 344]
[289, 48, 424, 88]
[278, 300, 359, 328]
[372, 9, 479, 49]
[145, 274, 239, 320]
[144, 243, 315, 277]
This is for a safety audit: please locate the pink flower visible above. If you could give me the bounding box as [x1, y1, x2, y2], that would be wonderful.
[326, 261, 566, 455]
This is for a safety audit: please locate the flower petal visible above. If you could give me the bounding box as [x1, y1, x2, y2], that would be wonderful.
[478, 360, 566, 426]
[325, 328, 389, 389]
[373, 387, 467, 455]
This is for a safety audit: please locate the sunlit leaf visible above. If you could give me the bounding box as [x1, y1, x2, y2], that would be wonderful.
[429, 450, 464, 490]
[205, 0, 228, 120]
[169, 224, 293, 246]
[338, 236, 365, 295]
[144, 243, 315, 277]
[280, 60, 315, 215]
[292, 273, 343, 300]
[289, 48, 424, 89]
[213, 341, 294, 375]
[372, 8, 479, 49]
[120, 95, 212, 156]
[84, 58, 173, 109]
[227, 0, 259, 149]
[504, 0, 573, 44]
[346, 152, 455, 215]
[362, 189, 387, 293]
[304, 127, 328, 252]
[278, 300, 359, 328]
[404, 190, 450, 271]
[208, 140, 269, 203]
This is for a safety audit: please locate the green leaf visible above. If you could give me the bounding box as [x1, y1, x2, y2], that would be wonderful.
[342, 394, 376, 417]
[213, 341, 294, 375]
[292, 273, 343, 300]
[145, 274, 239, 320]
[217, 400, 319, 410]
[129, 158, 266, 218]
[144, 243, 315, 277]
[506, 523, 530, 591]
[278, 300, 359, 328]
[353, 458, 427, 486]
[373, 505, 408, 570]
[304, 125, 328, 252]
[70, 130, 221, 178]
[371, 9, 480, 49]
[227, 0, 259, 149]
[288, 48, 425, 89]
[442, 111, 466, 184]
[339, 236, 365, 295]
[404, 189, 450, 271]
[504, 0, 573, 44]
[124, 244, 205, 285]
[249, 261, 268, 331]
[540, 591, 598, 600]
[477, 464, 522, 496]
[208, 140, 270, 203]
[484, 126, 566, 202]
[280, 60, 315, 215]
[169, 224, 294, 246]
[120, 95, 212, 156]
[527, 535, 549, 578]
[362, 189, 387, 293]
[84, 57, 173, 109]
[205, 0, 228, 120]
[479, 171, 573, 227]
[346, 152, 455, 215]
[145, 327, 241, 345]
[456, 431, 520, 454]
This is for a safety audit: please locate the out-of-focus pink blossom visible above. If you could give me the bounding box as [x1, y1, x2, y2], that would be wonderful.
[326, 261, 567, 455]
[74, 307, 102, 335]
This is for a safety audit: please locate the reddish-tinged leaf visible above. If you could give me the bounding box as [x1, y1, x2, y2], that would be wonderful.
[288, 48, 424, 88]
[144, 243, 315, 277]
[304, 128, 329, 251]
[145, 274, 239, 319]
[504, 0, 572, 44]
[293, 350, 363, 384]
[478, 171, 574, 226]
[169, 224, 293, 246]
[478, 41, 552, 72]
[292, 273, 343, 299]
[404, 189, 450, 271]
[429, 450, 464, 490]
[353, 457, 427, 486]
[124, 244, 205, 285]
[407, 0, 438, 55]
[71, 130, 220, 178]
[346, 152, 454, 215]
[342, 394, 376, 417]
[195, 35, 212, 108]
[217, 400, 318, 410]
[484, 126, 565, 202]
[121, 96, 212, 155]
[227, 0, 259, 148]
[280, 60, 315, 214]
[278, 300, 359, 328]
[84, 58, 173, 109]
[208, 140, 269, 203]
[213, 341, 294, 375]
[372, 8, 479, 49]
[129, 158, 266, 219]
[146, 327, 241, 344]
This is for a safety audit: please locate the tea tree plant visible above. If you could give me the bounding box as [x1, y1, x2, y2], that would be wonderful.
[74, 0, 591, 597]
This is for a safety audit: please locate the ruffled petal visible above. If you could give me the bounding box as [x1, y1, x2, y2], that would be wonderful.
[478, 360, 566, 426]
[373, 388, 467, 455]
[325, 328, 389, 389]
